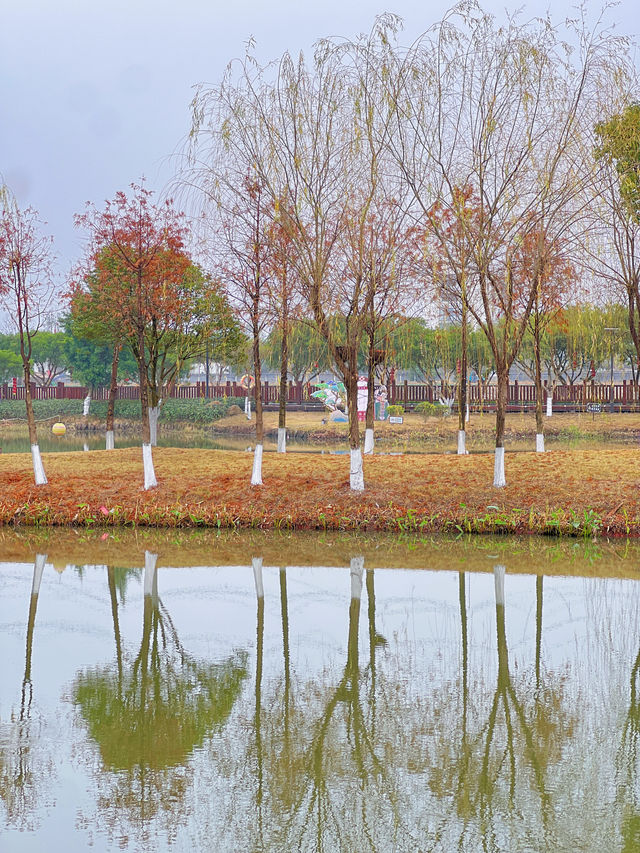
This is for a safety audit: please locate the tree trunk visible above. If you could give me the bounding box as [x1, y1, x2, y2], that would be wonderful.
[251, 326, 264, 485]
[136, 317, 156, 488]
[533, 312, 545, 452]
[346, 367, 364, 491]
[23, 361, 47, 485]
[278, 311, 288, 453]
[364, 338, 375, 455]
[149, 403, 162, 446]
[494, 368, 509, 487]
[458, 300, 468, 455]
[106, 344, 120, 450]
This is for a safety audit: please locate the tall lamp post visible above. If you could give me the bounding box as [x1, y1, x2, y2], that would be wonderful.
[604, 327, 618, 414]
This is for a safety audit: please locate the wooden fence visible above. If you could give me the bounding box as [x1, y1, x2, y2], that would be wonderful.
[1, 379, 639, 412]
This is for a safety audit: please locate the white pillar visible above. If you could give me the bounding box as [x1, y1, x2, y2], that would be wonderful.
[251, 444, 263, 485]
[31, 444, 47, 485]
[350, 447, 365, 491]
[363, 428, 374, 454]
[277, 427, 287, 453]
[493, 446, 506, 488]
[142, 443, 157, 490]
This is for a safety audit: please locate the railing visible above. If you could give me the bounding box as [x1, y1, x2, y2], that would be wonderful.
[1, 379, 640, 412]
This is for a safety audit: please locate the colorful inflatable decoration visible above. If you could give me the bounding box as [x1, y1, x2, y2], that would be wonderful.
[311, 381, 346, 412]
[240, 374, 256, 390]
[52, 422, 66, 436]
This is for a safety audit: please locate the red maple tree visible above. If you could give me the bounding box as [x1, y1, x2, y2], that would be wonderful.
[74, 183, 191, 487]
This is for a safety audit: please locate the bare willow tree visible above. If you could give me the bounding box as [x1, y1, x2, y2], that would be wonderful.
[187, 23, 400, 491]
[217, 175, 273, 485]
[384, 2, 622, 485]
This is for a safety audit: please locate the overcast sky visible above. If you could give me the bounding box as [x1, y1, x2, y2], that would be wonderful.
[2, 0, 640, 288]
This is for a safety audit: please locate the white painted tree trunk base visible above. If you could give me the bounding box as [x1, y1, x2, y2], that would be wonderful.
[493, 447, 506, 488]
[83, 443, 89, 452]
[465, 404, 470, 424]
[32, 553, 47, 597]
[251, 444, 263, 485]
[494, 564, 506, 605]
[144, 551, 158, 596]
[105, 430, 115, 450]
[350, 448, 365, 491]
[83, 394, 91, 417]
[252, 557, 264, 599]
[536, 433, 545, 453]
[245, 396, 252, 420]
[363, 428, 374, 454]
[31, 444, 47, 485]
[277, 427, 287, 453]
[149, 406, 161, 447]
[546, 395, 553, 417]
[350, 556, 364, 599]
[457, 430, 468, 455]
[142, 443, 157, 490]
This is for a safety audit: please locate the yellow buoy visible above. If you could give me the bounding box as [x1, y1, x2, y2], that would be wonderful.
[52, 422, 66, 436]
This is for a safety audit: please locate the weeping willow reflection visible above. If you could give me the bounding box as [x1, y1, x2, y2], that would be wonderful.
[217, 557, 417, 853]
[427, 566, 576, 850]
[72, 551, 248, 839]
[618, 607, 640, 851]
[0, 554, 54, 830]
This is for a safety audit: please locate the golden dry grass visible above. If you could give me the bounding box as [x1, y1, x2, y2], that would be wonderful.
[0, 444, 639, 535]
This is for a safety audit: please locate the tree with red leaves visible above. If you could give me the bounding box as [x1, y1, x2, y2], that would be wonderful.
[512, 231, 577, 452]
[0, 188, 56, 485]
[74, 184, 190, 489]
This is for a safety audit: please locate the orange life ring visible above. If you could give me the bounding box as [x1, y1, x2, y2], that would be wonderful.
[240, 374, 255, 390]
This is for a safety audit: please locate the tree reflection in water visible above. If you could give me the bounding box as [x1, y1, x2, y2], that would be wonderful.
[5, 546, 640, 851]
[72, 551, 248, 842]
[619, 599, 640, 850]
[0, 554, 54, 830]
[213, 555, 418, 853]
[427, 565, 576, 850]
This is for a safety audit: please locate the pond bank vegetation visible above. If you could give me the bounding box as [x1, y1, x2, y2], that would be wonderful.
[0, 445, 638, 537]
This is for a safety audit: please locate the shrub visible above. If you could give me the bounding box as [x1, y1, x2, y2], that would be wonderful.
[415, 401, 448, 420]
[387, 404, 404, 416]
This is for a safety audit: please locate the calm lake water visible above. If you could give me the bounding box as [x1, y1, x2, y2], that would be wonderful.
[3, 529, 640, 852]
[0, 430, 632, 455]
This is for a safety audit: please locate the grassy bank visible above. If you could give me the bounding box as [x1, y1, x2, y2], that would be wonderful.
[0, 445, 638, 536]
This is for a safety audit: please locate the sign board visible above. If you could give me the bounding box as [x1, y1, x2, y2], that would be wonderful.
[586, 403, 602, 413]
[389, 416, 403, 424]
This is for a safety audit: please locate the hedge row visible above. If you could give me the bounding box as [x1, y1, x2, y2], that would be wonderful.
[0, 397, 246, 424]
